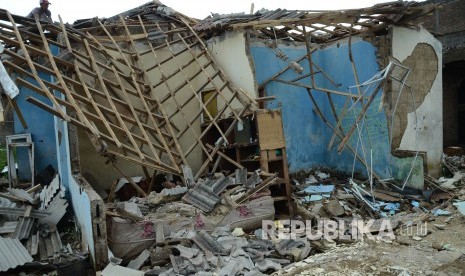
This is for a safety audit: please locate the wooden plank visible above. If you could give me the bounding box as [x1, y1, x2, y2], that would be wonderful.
[9, 98, 27, 129]
[25, 96, 178, 173]
[73, 58, 123, 149]
[172, 28, 238, 140]
[139, 20, 214, 162]
[122, 16, 187, 169]
[107, 180, 117, 203]
[256, 109, 285, 150]
[195, 104, 251, 179]
[111, 66, 161, 163]
[5, 11, 69, 121]
[93, 18, 182, 172]
[303, 88, 382, 181]
[337, 84, 382, 153]
[206, 144, 243, 169]
[179, 19, 250, 110]
[112, 164, 148, 197]
[274, 78, 359, 98]
[36, 16, 100, 139]
[281, 147, 294, 216]
[259, 150, 269, 172]
[236, 174, 277, 204]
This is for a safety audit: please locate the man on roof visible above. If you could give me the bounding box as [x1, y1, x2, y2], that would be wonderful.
[27, 0, 52, 22]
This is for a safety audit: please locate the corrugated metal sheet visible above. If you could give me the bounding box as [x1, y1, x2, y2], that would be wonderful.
[0, 237, 33, 271]
[39, 196, 68, 226]
[0, 221, 18, 234]
[13, 217, 35, 240]
[49, 230, 63, 254]
[0, 207, 50, 218]
[40, 174, 61, 208]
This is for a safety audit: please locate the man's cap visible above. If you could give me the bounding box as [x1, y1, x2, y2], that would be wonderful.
[40, 0, 51, 5]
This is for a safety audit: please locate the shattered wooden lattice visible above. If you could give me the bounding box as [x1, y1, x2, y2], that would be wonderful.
[0, 4, 254, 176]
[195, 2, 435, 43]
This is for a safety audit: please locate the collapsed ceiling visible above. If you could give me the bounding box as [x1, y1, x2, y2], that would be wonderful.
[0, 1, 435, 178]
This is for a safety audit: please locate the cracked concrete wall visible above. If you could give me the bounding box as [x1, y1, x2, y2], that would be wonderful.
[391, 26, 443, 177]
[206, 31, 257, 99]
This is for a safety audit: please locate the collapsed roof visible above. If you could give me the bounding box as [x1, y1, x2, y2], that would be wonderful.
[0, 1, 435, 178]
[195, 1, 435, 43]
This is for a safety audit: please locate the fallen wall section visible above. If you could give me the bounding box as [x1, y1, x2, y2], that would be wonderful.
[68, 174, 108, 270]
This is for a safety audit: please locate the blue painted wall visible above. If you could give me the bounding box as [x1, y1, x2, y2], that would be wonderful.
[14, 71, 58, 180]
[251, 40, 395, 178]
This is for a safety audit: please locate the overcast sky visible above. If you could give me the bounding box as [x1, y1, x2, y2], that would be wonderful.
[1, 0, 424, 23]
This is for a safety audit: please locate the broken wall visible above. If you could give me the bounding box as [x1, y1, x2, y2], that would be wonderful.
[206, 31, 257, 98]
[250, 39, 393, 175]
[249, 28, 438, 184]
[68, 174, 108, 269]
[391, 26, 442, 177]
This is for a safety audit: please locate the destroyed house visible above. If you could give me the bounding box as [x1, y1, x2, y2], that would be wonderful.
[0, 0, 447, 273]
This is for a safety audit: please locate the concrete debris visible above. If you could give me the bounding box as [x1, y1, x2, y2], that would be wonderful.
[182, 165, 195, 187]
[102, 263, 144, 276]
[175, 244, 199, 259]
[232, 227, 245, 237]
[193, 230, 228, 255]
[452, 201, 465, 216]
[255, 259, 282, 272]
[115, 176, 144, 193]
[1, 1, 465, 275]
[127, 249, 150, 270]
[324, 200, 345, 217]
[217, 236, 249, 250]
[147, 186, 188, 206]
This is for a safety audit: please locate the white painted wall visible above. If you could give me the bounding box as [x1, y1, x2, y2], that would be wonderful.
[392, 26, 443, 176]
[206, 31, 257, 98]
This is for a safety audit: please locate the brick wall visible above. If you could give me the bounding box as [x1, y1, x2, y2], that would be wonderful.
[419, 0, 465, 63]
[421, 0, 465, 35]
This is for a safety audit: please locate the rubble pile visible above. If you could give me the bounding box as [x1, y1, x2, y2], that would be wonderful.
[3, 152, 465, 275]
[103, 170, 295, 275]
[0, 173, 87, 273]
[94, 154, 465, 275]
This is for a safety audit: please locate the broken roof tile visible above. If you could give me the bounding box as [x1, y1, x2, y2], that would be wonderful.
[182, 184, 221, 212]
[193, 230, 228, 255]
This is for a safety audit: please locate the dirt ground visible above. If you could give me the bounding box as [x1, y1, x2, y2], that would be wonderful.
[274, 213, 465, 276]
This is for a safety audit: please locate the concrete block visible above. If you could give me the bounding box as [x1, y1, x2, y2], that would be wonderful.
[324, 200, 345, 217]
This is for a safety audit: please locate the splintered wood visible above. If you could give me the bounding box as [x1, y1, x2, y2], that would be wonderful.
[0, 7, 254, 177]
